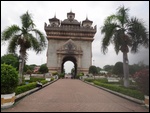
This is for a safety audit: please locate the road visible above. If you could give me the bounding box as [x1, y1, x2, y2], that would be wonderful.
[1, 79, 148, 112]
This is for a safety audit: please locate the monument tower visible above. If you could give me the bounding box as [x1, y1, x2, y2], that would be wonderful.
[44, 11, 96, 76]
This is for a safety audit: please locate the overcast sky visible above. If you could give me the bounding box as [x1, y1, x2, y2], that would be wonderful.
[1, 1, 149, 73]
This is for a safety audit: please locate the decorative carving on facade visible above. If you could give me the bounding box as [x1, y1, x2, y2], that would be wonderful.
[57, 39, 82, 55]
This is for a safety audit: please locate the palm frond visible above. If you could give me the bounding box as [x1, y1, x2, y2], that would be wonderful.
[27, 33, 43, 54]
[104, 15, 117, 25]
[101, 23, 119, 54]
[32, 29, 47, 48]
[20, 11, 35, 30]
[127, 17, 149, 53]
[1, 25, 21, 41]
[113, 30, 123, 54]
[7, 35, 19, 54]
[130, 42, 139, 53]
[116, 6, 129, 27]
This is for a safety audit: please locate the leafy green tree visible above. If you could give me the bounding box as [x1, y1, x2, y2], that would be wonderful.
[29, 64, 37, 71]
[39, 64, 48, 77]
[1, 54, 19, 70]
[26, 69, 32, 77]
[1, 11, 47, 84]
[63, 69, 65, 74]
[129, 63, 149, 75]
[101, 6, 149, 87]
[96, 67, 102, 73]
[112, 62, 123, 78]
[24, 65, 30, 73]
[24, 64, 36, 73]
[103, 65, 113, 73]
[71, 68, 75, 75]
[89, 65, 98, 79]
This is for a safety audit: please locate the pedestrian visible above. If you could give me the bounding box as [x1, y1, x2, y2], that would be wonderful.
[36, 81, 42, 88]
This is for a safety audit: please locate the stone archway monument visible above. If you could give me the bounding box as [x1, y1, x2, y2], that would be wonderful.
[44, 11, 96, 76]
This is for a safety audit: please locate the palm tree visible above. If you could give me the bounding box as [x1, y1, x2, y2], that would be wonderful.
[1, 11, 47, 84]
[101, 6, 149, 87]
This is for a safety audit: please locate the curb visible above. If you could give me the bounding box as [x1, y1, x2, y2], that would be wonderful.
[82, 80, 144, 104]
[15, 79, 58, 102]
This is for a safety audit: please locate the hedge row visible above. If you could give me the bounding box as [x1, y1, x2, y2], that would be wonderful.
[84, 78, 108, 83]
[15, 80, 50, 95]
[15, 82, 37, 95]
[84, 79, 96, 83]
[93, 81, 144, 100]
[41, 80, 48, 85]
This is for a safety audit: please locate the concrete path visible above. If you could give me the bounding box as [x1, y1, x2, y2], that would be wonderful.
[1, 79, 148, 112]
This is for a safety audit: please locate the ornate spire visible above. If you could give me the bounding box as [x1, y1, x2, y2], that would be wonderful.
[67, 10, 75, 20]
[86, 14, 88, 20]
[49, 13, 60, 26]
[82, 15, 93, 27]
[54, 12, 56, 18]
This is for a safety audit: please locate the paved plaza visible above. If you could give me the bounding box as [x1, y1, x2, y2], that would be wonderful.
[1, 79, 149, 112]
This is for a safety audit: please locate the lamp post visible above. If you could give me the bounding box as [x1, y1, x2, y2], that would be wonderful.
[19, 56, 22, 84]
[93, 60, 95, 65]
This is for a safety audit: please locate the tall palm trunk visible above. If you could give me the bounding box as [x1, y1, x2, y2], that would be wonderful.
[19, 51, 25, 84]
[123, 52, 129, 87]
[19, 59, 22, 84]
[21, 55, 25, 82]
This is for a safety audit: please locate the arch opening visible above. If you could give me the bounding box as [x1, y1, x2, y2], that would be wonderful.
[61, 56, 77, 78]
[64, 61, 74, 74]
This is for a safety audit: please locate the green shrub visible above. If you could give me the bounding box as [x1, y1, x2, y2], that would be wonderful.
[96, 78, 108, 83]
[85, 78, 108, 83]
[1, 64, 19, 94]
[51, 77, 54, 81]
[15, 82, 37, 95]
[26, 69, 32, 75]
[133, 69, 149, 96]
[59, 73, 65, 78]
[93, 81, 144, 100]
[76, 73, 84, 79]
[16, 78, 54, 95]
[84, 79, 95, 82]
[41, 80, 48, 84]
[52, 72, 58, 76]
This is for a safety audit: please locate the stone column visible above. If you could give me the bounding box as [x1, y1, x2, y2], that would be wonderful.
[57, 54, 62, 73]
[78, 55, 81, 68]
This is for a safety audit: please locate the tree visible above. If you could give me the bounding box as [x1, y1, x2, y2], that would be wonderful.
[96, 66, 102, 73]
[112, 62, 123, 79]
[24, 65, 30, 73]
[39, 64, 48, 77]
[101, 6, 149, 87]
[71, 68, 75, 75]
[1, 11, 47, 84]
[29, 64, 37, 72]
[24, 64, 36, 73]
[26, 69, 32, 77]
[63, 69, 65, 74]
[133, 69, 149, 96]
[129, 62, 149, 76]
[103, 65, 113, 73]
[1, 54, 19, 70]
[89, 65, 98, 79]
